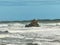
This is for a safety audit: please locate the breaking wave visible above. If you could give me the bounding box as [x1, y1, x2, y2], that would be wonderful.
[0, 22, 60, 45]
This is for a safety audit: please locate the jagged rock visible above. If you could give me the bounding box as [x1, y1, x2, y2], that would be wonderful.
[25, 19, 40, 27]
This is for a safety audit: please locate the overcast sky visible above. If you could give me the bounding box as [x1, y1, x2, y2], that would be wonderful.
[0, 0, 60, 21]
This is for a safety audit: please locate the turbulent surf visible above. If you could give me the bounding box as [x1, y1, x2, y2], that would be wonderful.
[0, 21, 60, 45]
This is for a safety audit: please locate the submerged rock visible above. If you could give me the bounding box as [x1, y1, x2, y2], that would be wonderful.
[0, 30, 9, 34]
[4, 31, 9, 33]
[27, 43, 38, 45]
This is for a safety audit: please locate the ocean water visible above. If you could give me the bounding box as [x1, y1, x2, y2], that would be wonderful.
[0, 22, 60, 45]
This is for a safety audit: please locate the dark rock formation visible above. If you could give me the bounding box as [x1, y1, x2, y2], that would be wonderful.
[25, 19, 40, 27]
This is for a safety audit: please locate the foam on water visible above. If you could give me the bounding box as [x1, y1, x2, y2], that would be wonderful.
[0, 22, 60, 45]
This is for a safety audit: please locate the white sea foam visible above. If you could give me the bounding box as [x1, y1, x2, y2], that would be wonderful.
[0, 22, 60, 45]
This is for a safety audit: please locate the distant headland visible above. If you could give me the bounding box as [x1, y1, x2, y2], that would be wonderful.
[0, 19, 60, 23]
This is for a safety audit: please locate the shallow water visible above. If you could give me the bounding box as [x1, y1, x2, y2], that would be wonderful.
[0, 22, 60, 45]
[0, 30, 60, 45]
